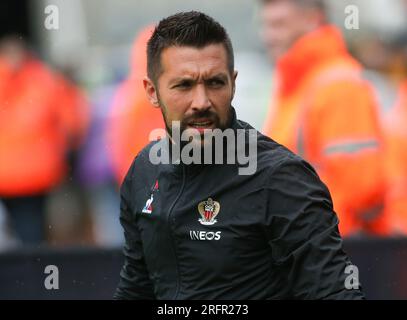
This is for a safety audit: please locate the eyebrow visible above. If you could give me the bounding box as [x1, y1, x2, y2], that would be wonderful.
[169, 73, 229, 86]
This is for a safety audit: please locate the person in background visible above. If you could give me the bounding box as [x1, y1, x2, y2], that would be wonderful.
[107, 26, 165, 185]
[0, 35, 89, 245]
[382, 33, 407, 234]
[352, 30, 407, 236]
[260, 0, 389, 237]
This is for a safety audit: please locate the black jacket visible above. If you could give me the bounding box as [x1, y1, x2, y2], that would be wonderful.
[114, 108, 364, 300]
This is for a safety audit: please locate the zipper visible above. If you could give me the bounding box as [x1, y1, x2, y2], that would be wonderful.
[166, 163, 186, 299]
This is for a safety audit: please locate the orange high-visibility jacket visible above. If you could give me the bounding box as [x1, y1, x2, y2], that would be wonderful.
[263, 25, 389, 237]
[107, 26, 164, 184]
[383, 81, 407, 234]
[0, 56, 89, 197]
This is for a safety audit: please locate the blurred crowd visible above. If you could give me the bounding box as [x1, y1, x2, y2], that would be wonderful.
[0, 0, 407, 250]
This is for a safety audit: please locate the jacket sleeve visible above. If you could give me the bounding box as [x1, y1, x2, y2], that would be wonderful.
[264, 157, 365, 299]
[114, 162, 155, 300]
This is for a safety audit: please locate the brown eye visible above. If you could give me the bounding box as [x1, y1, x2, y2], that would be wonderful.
[207, 79, 225, 88]
[174, 80, 192, 89]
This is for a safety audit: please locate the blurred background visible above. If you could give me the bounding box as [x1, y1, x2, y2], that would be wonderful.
[0, 0, 407, 299]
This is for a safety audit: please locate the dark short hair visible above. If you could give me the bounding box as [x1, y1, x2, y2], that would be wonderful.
[147, 11, 234, 83]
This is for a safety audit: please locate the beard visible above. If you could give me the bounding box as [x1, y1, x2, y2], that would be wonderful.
[158, 98, 233, 140]
[155, 95, 236, 165]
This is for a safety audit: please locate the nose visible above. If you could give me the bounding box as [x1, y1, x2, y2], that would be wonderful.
[191, 84, 211, 112]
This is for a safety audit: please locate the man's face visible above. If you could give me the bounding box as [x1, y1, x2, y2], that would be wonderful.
[144, 43, 237, 144]
[260, 0, 320, 61]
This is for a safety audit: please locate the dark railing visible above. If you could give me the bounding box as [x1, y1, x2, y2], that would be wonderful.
[1, 238, 406, 300]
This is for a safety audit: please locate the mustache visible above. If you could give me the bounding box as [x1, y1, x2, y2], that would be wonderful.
[182, 110, 219, 125]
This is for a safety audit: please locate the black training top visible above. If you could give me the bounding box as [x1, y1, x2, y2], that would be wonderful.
[114, 107, 364, 300]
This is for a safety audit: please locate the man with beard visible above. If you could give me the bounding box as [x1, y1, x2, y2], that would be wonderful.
[114, 11, 364, 300]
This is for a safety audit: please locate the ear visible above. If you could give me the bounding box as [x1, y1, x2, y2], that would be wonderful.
[143, 77, 160, 108]
[231, 70, 238, 99]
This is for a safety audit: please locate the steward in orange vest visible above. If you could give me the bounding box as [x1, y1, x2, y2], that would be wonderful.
[0, 36, 89, 243]
[0, 40, 89, 196]
[260, 1, 389, 237]
[107, 26, 165, 185]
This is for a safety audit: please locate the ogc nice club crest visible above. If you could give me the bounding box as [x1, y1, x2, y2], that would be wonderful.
[198, 198, 220, 226]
